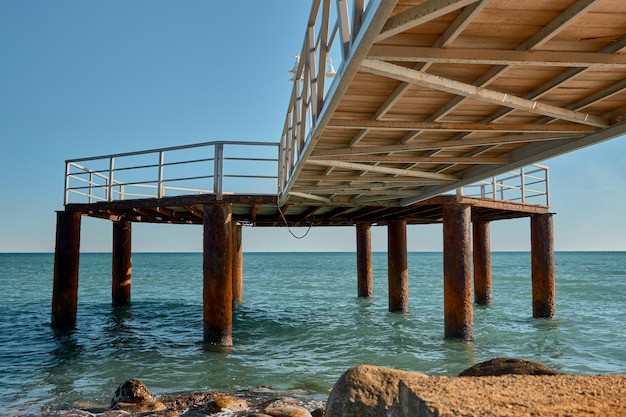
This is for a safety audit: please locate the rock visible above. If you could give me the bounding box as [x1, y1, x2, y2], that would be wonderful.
[111, 379, 155, 407]
[205, 394, 248, 413]
[264, 405, 313, 417]
[458, 357, 561, 376]
[328, 364, 626, 417]
[325, 364, 428, 417]
[310, 408, 325, 417]
[111, 400, 167, 413]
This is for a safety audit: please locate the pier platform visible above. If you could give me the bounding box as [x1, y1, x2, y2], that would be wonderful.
[53, 0, 626, 344]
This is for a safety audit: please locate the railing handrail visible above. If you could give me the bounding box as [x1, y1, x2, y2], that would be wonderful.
[279, 0, 375, 194]
[459, 163, 550, 207]
[64, 141, 279, 205]
[64, 139, 550, 208]
[66, 140, 278, 164]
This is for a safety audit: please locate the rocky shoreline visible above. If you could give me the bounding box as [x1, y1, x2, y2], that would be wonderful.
[34, 358, 626, 417]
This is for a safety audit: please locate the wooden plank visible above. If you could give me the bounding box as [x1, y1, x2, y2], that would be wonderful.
[288, 191, 332, 203]
[368, 45, 626, 68]
[311, 132, 581, 157]
[306, 159, 458, 180]
[327, 119, 597, 132]
[360, 59, 610, 127]
[309, 155, 509, 164]
[377, 0, 481, 41]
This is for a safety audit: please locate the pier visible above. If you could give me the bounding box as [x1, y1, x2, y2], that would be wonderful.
[53, 0, 626, 344]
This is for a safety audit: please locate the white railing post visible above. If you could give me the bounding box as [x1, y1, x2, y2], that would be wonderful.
[214, 143, 224, 200]
[64, 162, 71, 205]
[107, 157, 115, 202]
[520, 167, 526, 204]
[88, 172, 94, 203]
[352, 0, 365, 42]
[307, 26, 318, 124]
[336, 0, 351, 60]
[492, 176, 497, 200]
[545, 166, 551, 207]
[157, 151, 165, 198]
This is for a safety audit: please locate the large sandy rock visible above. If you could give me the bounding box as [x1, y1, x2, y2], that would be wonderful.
[326, 364, 626, 417]
[458, 357, 561, 376]
[325, 364, 428, 417]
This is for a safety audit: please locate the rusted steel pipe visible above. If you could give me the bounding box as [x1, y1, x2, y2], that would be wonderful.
[203, 203, 233, 345]
[473, 220, 492, 305]
[388, 219, 408, 313]
[51, 211, 81, 328]
[112, 219, 132, 306]
[232, 223, 243, 308]
[443, 204, 473, 339]
[531, 213, 555, 318]
[356, 223, 373, 298]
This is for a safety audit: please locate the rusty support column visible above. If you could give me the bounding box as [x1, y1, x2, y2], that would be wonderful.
[112, 219, 132, 306]
[232, 223, 243, 308]
[356, 223, 373, 298]
[443, 204, 473, 339]
[51, 211, 81, 328]
[203, 203, 233, 345]
[388, 220, 408, 313]
[473, 220, 492, 305]
[531, 213, 555, 318]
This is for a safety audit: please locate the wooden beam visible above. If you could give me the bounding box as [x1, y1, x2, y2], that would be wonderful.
[311, 133, 581, 157]
[288, 191, 332, 203]
[377, 0, 481, 41]
[517, 0, 600, 50]
[301, 175, 450, 184]
[368, 46, 626, 68]
[309, 155, 509, 164]
[293, 187, 424, 196]
[360, 59, 610, 128]
[306, 159, 458, 181]
[371, 0, 490, 120]
[327, 119, 596, 133]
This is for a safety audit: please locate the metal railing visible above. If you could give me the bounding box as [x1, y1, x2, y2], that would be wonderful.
[64, 141, 279, 205]
[458, 164, 550, 206]
[64, 140, 549, 207]
[279, 0, 374, 193]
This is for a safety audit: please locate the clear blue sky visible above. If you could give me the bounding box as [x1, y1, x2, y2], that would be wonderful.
[1, 1, 625, 253]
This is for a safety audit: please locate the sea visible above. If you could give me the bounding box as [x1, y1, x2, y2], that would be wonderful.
[1, 251, 625, 415]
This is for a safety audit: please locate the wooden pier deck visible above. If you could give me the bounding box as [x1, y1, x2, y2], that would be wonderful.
[52, 0, 626, 344]
[64, 192, 548, 227]
[279, 0, 626, 207]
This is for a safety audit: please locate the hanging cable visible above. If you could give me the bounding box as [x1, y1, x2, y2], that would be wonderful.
[277, 204, 312, 239]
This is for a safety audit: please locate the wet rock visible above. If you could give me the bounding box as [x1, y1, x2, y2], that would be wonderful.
[111, 400, 167, 413]
[310, 408, 325, 417]
[264, 405, 313, 417]
[205, 394, 248, 413]
[326, 364, 428, 417]
[111, 379, 155, 407]
[458, 357, 561, 376]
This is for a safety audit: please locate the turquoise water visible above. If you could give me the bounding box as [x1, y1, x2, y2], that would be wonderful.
[1, 252, 625, 415]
